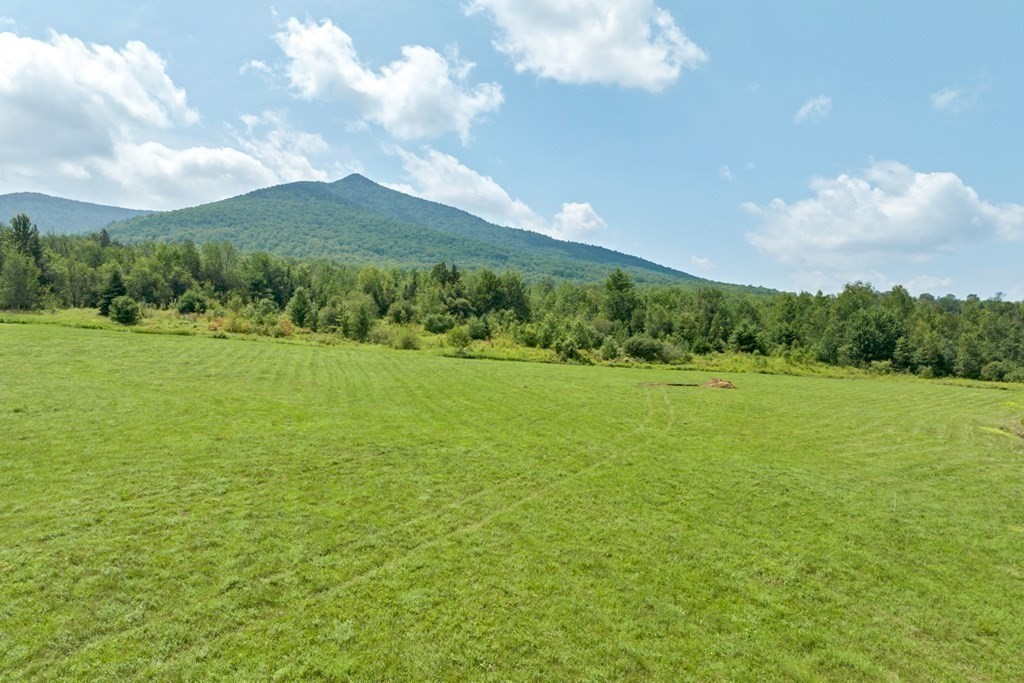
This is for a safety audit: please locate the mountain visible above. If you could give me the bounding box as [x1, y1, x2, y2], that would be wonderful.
[107, 174, 707, 285]
[0, 192, 152, 233]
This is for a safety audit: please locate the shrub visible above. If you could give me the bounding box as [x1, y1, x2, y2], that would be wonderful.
[316, 304, 342, 333]
[176, 288, 208, 315]
[599, 336, 620, 361]
[623, 335, 663, 362]
[424, 313, 456, 334]
[467, 316, 490, 340]
[273, 317, 295, 338]
[555, 336, 579, 362]
[224, 316, 252, 334]
[869, 360, 894, 375]
[513, 323, 539, 348]
[691, 338, 713, 355]
[243, 298, 280, 326]
[660, 342, 687, 364]
[387, 300, 415, 325]
[109, 295, 142, 325]
[569, 320, 603, 350]
[980, 361, 1012, 383]
[1005, 368, 1024, 384]
[393, 328, 421, 350]
[447, 326, 471, 353]
[368, 326, 395, 346]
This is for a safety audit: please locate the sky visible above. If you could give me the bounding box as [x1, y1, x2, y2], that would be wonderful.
[1, 1, 1022, 298]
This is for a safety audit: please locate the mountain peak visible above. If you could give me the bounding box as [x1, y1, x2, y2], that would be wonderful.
[337, 173, 378, 187]
[105, 176, 714, 286]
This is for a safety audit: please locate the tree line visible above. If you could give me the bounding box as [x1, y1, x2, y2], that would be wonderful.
[2, 213, 1023, 382]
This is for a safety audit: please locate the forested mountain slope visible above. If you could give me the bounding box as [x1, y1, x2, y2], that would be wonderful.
[107, 175, 712, 285]
[0, 192, 151, 233]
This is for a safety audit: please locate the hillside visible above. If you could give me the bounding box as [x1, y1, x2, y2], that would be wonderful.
[107, 175, 707, 285]
[0, 192, 151, 233]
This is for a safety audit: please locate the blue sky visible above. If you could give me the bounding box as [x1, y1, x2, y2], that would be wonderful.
[1, 1, 1022, 297]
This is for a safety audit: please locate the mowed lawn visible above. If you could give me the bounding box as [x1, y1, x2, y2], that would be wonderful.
[2, 324, 1023, 681]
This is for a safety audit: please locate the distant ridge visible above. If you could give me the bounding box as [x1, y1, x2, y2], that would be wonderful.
[107, 173, 714, 285]
[0, 192, 152, 234]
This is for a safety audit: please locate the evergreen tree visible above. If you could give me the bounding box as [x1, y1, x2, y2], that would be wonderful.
[287, 287, 313, 328]
[99, 269, 127, 316]
[602, 268, 641, 326]
[10, 214, 43, 269]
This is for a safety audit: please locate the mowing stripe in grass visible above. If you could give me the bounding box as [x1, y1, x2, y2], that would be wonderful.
[2, 323, 1024, 680]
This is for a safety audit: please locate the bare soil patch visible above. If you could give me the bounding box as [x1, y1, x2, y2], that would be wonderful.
[642, 377, 737, 389]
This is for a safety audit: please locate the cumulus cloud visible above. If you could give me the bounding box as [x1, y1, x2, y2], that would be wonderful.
[93, 141, 281, 209]
[745, 161, 1024, 275]
[0, 30, 332, 209]
[388, 147, 543, 229]
[20, 113, 332, 210]
[719, 165, 735, 182]
[793, 95, 832, 124]
[240, 59, 272, 76]
[388, 146, 608, 241]
[690, 256, 715, 271]
[236, 111, 330, 183]
[553, 202, 608, 240]
[931, 85, 985, 113]
[0, 30, 198, 163]
[274, 17, 502, 143]
[464, 0, 707, 91]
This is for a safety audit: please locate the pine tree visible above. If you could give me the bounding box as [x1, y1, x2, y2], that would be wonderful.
[10, 214, 43, 268]
[287, 287, 312, 328]
[99, 269, 127, 316]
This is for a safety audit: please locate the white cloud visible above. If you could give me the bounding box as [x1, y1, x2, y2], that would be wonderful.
[37, 113, 332, 210]
[236, 111, 329, 183]
[903, 275, 954, 295]
[240, 59, 272, 76]
[690, 256, 715, 270]
[388, 146, 543, 229]
[274, 17, 503, 143]
[745, 161, 1024, 276]
[0, 30, 332, 209]
[93, 141, 281, 209]
[931, 85, 984, 113]
[553, 202, 607, 240]
[793, 95, 832, 124]
[388, 146, 608, 241]
[0, 17, 15, 26]
[0, 30, 198, 163]
[465, 0, 707, 91]
[719, 165, 735, 182]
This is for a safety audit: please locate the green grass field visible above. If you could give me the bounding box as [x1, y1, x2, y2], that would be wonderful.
[2, 322, 1023, 680]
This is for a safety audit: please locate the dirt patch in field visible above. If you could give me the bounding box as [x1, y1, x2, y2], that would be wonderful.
[642, 378, 737, 390]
